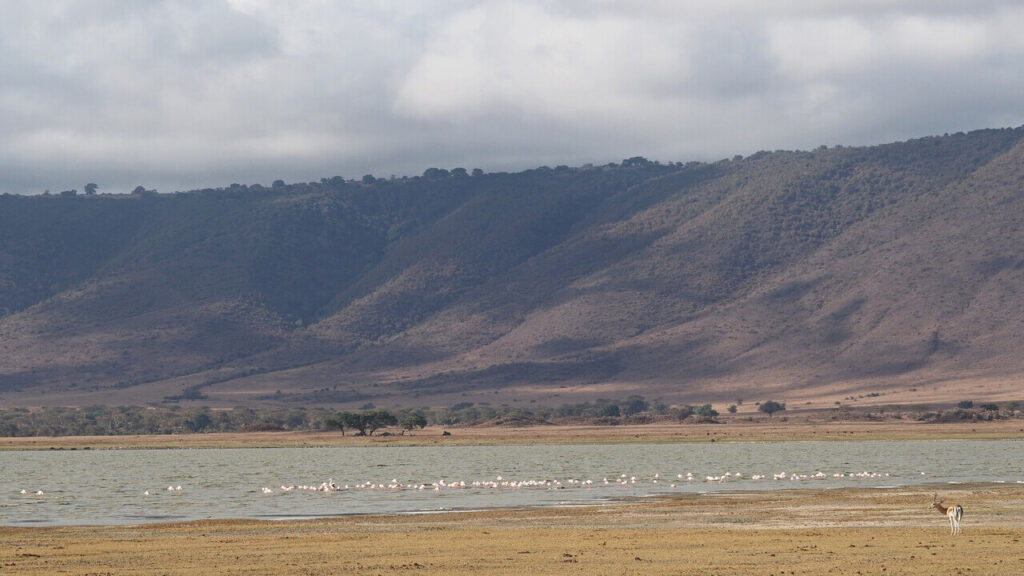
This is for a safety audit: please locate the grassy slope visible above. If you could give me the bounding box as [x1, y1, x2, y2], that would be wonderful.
[1, 128, 1024, 408]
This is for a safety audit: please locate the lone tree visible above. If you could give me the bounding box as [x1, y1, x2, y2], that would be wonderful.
[366, 409, 397, 435]
[327, 410, 397, 436]
[340, 412, 369, 435]
[759, 401, 786, 417]
[324, 414, 348, 436]
[399, 411, 427, 433]
[695, 404, 719, 422]
[84, 183, 98, 195]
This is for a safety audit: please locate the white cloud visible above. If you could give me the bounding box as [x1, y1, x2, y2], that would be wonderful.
[768, 18, 877, 80]
[0, 0, 1022, 194]
[393, 3, 692, 122]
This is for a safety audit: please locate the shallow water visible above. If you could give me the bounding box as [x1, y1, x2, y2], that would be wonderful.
[1, 439, 1021, 526]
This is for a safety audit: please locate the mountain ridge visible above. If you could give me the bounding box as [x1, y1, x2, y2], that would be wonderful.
[2, 127, 1023, 409]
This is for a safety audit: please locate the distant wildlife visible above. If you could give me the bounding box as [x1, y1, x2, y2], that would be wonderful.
[931, 493, 963, 535]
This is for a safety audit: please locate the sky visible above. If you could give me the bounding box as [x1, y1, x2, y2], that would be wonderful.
[2, 1, 1023, 195]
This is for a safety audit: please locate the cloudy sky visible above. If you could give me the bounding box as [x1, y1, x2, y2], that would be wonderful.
[2, 1, 1023, 195]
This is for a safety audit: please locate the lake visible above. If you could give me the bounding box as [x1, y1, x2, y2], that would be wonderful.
[2, 439, 1021, 526]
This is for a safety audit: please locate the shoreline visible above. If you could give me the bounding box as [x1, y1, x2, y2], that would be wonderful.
[3, 483, 1023, 575]
[5, 480, 1017, 530]
[2, 418, 1023, 450]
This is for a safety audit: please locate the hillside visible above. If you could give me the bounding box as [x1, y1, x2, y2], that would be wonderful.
[2, 128, 1023, 410]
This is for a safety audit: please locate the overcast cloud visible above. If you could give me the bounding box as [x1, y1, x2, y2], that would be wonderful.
[2, 0, 1023, 194]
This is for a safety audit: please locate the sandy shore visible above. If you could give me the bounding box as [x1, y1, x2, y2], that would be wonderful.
[3, 421, 1023, 574]
[3, 418, 1024, 450]
[2, 483, 1023, 575]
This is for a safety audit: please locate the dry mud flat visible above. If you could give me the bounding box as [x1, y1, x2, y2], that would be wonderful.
[3, 483, 1024, 575]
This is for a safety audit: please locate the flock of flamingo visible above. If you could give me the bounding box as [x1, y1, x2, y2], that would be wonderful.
[19, 469, 1020, 501]
[14, 471, 986, 536]
[14, 469, 900, 501]
[247, 469, 901, 496]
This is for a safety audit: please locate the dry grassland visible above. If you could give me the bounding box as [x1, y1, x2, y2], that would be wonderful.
[3, 484, 1024, 575]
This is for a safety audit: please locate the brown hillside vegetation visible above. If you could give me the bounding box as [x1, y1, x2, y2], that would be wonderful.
[1, 128, 1023, 409]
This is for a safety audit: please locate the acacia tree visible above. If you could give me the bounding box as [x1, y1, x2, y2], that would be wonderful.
[324, 414, 348, 436]
[759, 401, 786, 417]
[695, 404, 719, 422]
[327, 410, 397, 436]
[399, 411, 427, 433]
[622, 395, 649, 416]
[366, 409, 397, 435]
[341, 412, 368, 435]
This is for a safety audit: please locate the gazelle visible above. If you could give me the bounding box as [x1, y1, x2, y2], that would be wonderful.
[931, 493, 963, 535]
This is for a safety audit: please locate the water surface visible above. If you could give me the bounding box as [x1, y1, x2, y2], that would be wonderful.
[1, 440, 1020, 526]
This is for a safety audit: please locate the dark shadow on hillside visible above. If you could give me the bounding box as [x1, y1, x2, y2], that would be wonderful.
[400, 356, 626, 393]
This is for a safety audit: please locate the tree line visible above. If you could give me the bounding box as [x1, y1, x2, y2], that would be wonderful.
[0, 396, 789, 437]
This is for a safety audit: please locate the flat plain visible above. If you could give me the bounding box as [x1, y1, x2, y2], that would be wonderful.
[3, 418, 1024, 450]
